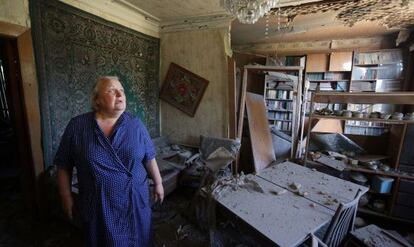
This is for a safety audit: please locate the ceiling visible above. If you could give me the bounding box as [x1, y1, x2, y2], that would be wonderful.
[119, 0, 413, 54]
[122, 0, 226, 21]
[231, 11, 396, 45]
[122, 0, 322, 21]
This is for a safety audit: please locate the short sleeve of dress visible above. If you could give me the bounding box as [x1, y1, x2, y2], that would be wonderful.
[54, 119, 75, 170]
[139, 119, 156, 163]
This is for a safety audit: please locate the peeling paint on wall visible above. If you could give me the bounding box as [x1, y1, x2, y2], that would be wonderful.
[272, 0, 414, 29]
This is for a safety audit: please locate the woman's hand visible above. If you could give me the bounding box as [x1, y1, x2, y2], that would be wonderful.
[62, 195, 74, 220]
[146, 159, 164, 203]
[153, 183, 164, 203]
[57, 168, 74, 220]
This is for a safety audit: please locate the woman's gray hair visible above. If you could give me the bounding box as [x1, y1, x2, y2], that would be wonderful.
[91, 76, 120, 111]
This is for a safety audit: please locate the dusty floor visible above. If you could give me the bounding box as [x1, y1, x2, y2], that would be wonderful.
[0, 178, 263, 247]
[0, 177, 84, 247]
[1, 175, 413, 247]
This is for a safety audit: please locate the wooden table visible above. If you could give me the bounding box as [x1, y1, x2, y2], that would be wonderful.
[215, 175, 333, 247]
[257, 161, 369, 211]
[215, 161, 369, 247]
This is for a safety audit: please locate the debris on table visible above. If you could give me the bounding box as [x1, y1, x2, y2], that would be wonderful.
[289, 182, 302, 191]
[270, 189, 287, 196]
[324, 198, 340, 206]
[210, 173, 265, 200]
[297, 190, 309, 197]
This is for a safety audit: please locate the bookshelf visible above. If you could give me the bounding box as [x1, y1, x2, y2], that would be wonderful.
[265, 74, 295, 134]
[305, 92, 414, 222]
[350, 49, 403, 92]
[346, 49, 405, 136]
[306, 72, 350, 112]
[305, 52, 352, 114]
[304, 49, 406, 136]
[237, 65, 304, 166]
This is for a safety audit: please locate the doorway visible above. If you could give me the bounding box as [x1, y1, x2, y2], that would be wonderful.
[0, 36, 37, 217]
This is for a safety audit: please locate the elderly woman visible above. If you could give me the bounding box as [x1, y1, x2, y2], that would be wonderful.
[55, 76, 163, 247]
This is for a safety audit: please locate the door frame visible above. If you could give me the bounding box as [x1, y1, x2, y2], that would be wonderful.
[0, 20, 44, 213]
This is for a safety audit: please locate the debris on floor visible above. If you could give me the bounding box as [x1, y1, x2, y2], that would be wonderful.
[351, 224, 413, 247]
[314, 154, 347, 171]
[210, 173, 265, 200]
[0, 176, 83, 247]
[152, 188, 209, 247]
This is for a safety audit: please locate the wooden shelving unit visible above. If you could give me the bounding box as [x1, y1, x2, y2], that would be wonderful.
[309, 79, 350, 82]
[238, 65, 304, 165]
[347, 167, 414, 180]
[311, 92, 414, 104]
[347, 49, 405, 136]
[264, 68, 302, 136]
[304, 49, 406, 137]
[304, 52, 352, 114]
[305, 91, 414, 223]
[310, 114, 413, 124]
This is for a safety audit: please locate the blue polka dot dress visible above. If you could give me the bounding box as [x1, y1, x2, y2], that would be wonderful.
[54, 112, 156, 247]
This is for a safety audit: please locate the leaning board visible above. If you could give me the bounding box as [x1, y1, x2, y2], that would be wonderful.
[245, 92, 275, 172]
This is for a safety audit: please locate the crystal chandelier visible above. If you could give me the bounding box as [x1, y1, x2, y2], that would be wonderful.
[221, 0, 278, 24]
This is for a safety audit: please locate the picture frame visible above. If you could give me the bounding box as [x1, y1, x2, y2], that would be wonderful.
[160, 63, 209, 117]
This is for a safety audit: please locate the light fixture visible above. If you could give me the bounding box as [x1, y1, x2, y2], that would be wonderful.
[221, 0, 279, 24]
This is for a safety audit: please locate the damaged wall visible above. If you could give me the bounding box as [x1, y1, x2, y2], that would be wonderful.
[0, 0, 30, 28]
[30, 0, 160, 166]
[160, 28, 230, 145]
[60, 0, 160, 38]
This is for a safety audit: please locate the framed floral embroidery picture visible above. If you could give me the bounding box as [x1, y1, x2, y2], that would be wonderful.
[160, 63, 209, 117]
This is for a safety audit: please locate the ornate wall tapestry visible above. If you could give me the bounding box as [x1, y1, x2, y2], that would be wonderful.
[160, 63, 209, 117]
[30, 0, 160, 166]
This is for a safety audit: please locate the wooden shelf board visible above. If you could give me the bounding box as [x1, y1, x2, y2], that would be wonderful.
[346, 167, 414, 180]
[315, 89, 344, 92]
[267, 109, 293, 112]
[326, 70, 352, 73]
[266, 98, 293, 101]
[348, 90, 376, 93]
[267, 88, 293, 91]
[267, 80, 294, 83]
[268, 118, 292, 122]
[266, 87, 292, 90]
[351, 79, 376, 82]
[345, 124, 389, 128]
[358, 207, 414, 224]
[354, 63, 402, 66]
[358, 207, 389, 217]
[244, 65, 303, 72]
[310, 115, 412, 124]
[312, 92, 414, 104]
[309, 80, 350, 82]
[308, 91, 347, 93]
[351, 79, 403, 82]
[367, 190, 392, 196]
[354, 154, 390, 162]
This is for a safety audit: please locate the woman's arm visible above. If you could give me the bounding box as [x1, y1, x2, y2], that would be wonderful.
[57, 168, 74, 219]
[146, 158, 164, 203]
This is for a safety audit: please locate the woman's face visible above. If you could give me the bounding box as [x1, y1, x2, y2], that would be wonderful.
[96, 78, 126, 116]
